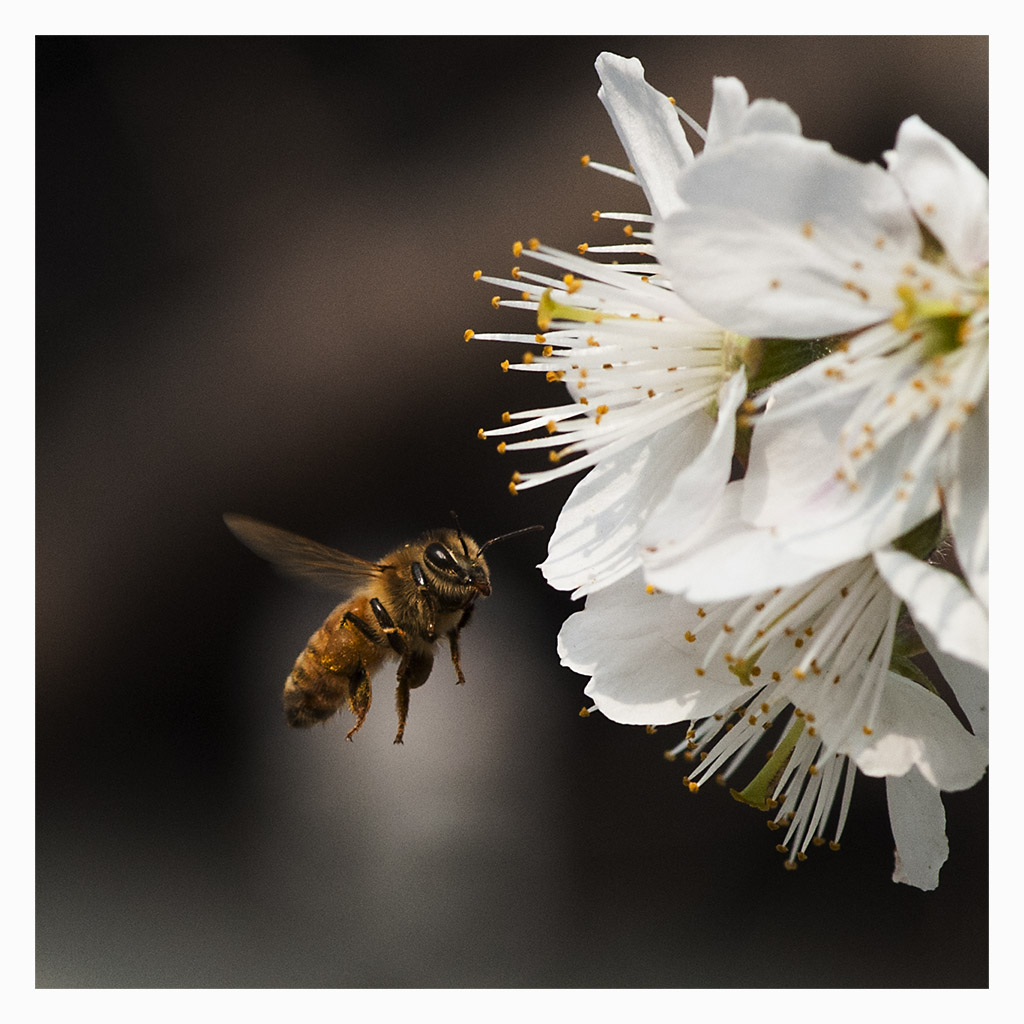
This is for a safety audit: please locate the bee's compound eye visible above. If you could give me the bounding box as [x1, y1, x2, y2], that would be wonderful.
[424, 542, 459, 574]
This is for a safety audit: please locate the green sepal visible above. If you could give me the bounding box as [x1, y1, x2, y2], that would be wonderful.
[730, 717, 804, 811]
[745, 337, 835, 393]
[892, 511, 943, 561]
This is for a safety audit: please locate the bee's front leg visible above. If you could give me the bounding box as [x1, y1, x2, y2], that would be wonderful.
[410, 563, 436, 641]
[447, 603, 475, 685]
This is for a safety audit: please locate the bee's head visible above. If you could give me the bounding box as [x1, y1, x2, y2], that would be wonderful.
[423, 530, 491, 597]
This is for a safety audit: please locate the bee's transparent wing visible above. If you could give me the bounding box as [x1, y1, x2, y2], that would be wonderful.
[224, 514, 385, 592]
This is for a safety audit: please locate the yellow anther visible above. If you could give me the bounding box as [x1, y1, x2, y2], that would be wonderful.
[623, 224, 633, 236]
[501, 411, 511, 424]
[521, 291, 531, 301]
[579, 706, 591, 718]
[591, 209, 601, 222]
[496, 442, 507, 454]
[528, 237, 540, 251]
[545, 370, 565, 382]
[808, 764, 818, 776]
[684, 631, 696, 643]
[472, 269, 482, 281]
[512, 240, 523, 257]
[491, 295, 501, 309]
[688, 781, 700, 793]
[862, 725, 873, 735]
[548, 451, 561, 464]
[580, 154, 591, 166]
[545, 420, 557, 434]
[522, 351, 534, 364]
[542, 345, 553, 357]
[829, 840, 841, 851]
[464, 328, 475, 342]
[577, 243, 589, 255]
[646, 584, 656, 595]
[645, 725, 657, 735]
[500, 359, 510, 373]
[695, 667, 705, 677]
[587, 336, 599, 347]
[477, 428, 487, 440]
[663, 750, 677, 762]
[510, 266, 521, 279]
[801, 221, 814, 238]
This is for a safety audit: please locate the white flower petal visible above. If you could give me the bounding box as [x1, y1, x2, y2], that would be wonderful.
[705, 75, 801, 147]
[639, 368, 744, 562]
[742, 379, 944, 570]
[558, 573, 742, 725]
[704, 76, 751, 147]
[595, 52, 694, 221]
[541, 415, 712, 597]
[885, 115, 989, 275]
[917, 621, 989, 746]
[943, 387, 989, 609]
[644, 480, 835, 600]
[887, 768, 948, 891]
[658, 133, 921, 337]
[852, 671, 987, 792]
[873, 548, 988, 671]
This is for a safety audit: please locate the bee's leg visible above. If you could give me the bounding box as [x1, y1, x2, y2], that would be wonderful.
[344, 664, 372, 742]
[446, 629, 467, 686]
[393, 649, 434, 745]
[368, 598, 406, 654]
[446, 602, 476, 685]
[410, 563, 437, 640]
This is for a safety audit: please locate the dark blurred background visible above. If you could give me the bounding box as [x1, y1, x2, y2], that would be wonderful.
[37, 36, 988, 988]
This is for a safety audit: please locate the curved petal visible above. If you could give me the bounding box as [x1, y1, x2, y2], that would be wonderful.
[644, 480, 835, 600]
[639, 369, 745, 573]
[595, 52, 693, 220]
[704, 76, 751, 147]
[558, 573, 743, 725]
[917, 621, 989, 746]
[658, 133, 921, 337]
[885, 115, 989, 275]
[706, 76, 801, 147]
[873, 548, 988, 671]
[887, 768, 948, 891]
[943, 387, 988, 609]
[540, 413, 713, 597]
[851, 672, 987, 792]
[742, 370, 944, 570]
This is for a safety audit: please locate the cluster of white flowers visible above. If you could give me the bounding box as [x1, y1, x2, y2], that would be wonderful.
[470, 53, 988, 889]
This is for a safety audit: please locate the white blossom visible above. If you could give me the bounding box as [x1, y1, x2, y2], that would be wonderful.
[654, 117, 989, 587]
[471, 54, 799, 598]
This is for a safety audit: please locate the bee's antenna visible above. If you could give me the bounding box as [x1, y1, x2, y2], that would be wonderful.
[479, 524, 544, 554]
[450, 510, 470, 556]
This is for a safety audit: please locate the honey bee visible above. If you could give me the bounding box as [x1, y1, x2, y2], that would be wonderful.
[224, 514, 541, 744]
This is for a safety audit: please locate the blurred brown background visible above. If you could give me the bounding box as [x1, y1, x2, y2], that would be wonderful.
[37, 36, 988, 988]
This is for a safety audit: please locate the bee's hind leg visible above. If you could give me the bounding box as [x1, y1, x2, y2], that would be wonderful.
[393, 649, 434, 745]
[344, 664, 372, 741]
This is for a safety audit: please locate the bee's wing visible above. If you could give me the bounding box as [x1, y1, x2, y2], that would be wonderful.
[224, 514, 385, 593]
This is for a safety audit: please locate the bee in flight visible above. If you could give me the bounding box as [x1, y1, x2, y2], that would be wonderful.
[224, 514, 541, 744]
